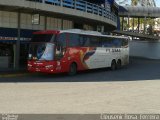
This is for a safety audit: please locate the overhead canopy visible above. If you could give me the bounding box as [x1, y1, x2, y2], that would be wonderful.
[119, 6, 160, 18]
[119, 6, 128, 12]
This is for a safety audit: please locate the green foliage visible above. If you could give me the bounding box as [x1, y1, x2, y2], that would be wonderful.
[131, 0, 139, 6]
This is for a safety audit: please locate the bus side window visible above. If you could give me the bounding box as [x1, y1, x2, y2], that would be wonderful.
[122, 39, 128, 47]
[83, 36, 90, 47]
[56, 33, 67, 59]
[57, 33, 67, 48]
[90, 36, 100, 47]
[101, 37, 113, 47]
[112, 39, 122, 48]
[79, 35, 85, 46]
[100, 37, 105, 47]
[69, 33, 79, 47]
[79, 35, 90, 47]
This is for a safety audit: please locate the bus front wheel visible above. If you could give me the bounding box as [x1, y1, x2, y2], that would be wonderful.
[111, 60, 116, 71]
[68, 63, 77, 76]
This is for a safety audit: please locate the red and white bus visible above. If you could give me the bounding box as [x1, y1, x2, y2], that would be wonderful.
[28, 29, 129, 75]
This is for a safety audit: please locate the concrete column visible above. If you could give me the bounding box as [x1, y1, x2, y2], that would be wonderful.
[14, 12, 21, 69]
[44, 16, 47, 30]
[61, 19, 63, 30]
[144, 16, 146, 34]
[13, 44, 16, 68]
[128, 15, 130, 31]
[132, 18, 134, 31]
[138, 17, 140, 33]
[122, 17, 124, 31]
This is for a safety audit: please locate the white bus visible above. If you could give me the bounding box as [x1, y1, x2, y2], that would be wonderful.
[28, 29, 129, 75]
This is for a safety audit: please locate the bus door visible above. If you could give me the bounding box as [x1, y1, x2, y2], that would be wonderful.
[55, 33, 67, 72]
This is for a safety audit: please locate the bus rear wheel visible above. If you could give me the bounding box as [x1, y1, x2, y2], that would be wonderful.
[111, 60, 116, 71]
[68, 63, 77, 76]
[117, 59, 122, 69]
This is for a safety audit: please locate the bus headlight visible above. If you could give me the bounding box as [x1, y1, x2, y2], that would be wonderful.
[45, 65, 54, 68]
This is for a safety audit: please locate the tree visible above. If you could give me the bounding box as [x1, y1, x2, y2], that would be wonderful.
[131, 0, 139, 6]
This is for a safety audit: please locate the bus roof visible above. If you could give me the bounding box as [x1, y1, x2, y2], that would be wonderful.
[33, 29, 128, 39]
[60, 29, 128, 39]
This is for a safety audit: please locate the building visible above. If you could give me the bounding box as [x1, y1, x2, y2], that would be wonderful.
[0, 0, 119, 69]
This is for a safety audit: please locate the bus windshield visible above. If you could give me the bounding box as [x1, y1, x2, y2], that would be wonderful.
[28, 43, 55, 61]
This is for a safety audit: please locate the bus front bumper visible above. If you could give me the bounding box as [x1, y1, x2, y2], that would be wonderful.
[28, 62, 63, 74]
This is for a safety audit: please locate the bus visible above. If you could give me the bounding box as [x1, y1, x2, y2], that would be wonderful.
[28, 29, 129, 75]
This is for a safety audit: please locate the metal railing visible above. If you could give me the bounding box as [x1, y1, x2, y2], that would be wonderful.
[26, 0, 117, 23]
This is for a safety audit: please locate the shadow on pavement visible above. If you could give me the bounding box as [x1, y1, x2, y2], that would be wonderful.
[0, 58, 160, 83]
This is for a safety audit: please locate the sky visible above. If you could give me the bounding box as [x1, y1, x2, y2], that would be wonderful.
[156, 0, 160, 7]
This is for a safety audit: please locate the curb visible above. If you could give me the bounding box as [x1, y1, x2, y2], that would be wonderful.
[0, 73, 30, 78]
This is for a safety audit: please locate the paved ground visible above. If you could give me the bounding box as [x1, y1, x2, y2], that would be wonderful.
[0, 58, 160, 114]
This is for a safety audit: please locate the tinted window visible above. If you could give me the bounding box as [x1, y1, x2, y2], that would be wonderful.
[100, 37, 127, 48]
[57, 33, 67, 47]
[68, 34, 101, 47]
[90, 36, 100, 47]
[55, 33, 67, 60]
[79, 35, 91, 47]
[79, 35, 101, 47]
[100, 37, 114, 47]
[112, 39, 122, 47]
[69, 33, 80, 47]
[122, 39, 128, 47]
[31, 34, 54, 42]
[79, 35, 85, 46]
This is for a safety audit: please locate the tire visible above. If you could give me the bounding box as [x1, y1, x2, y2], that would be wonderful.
[68, 63, 77, 76]
[117, 60, 121, 69]
[111, 60, 116, 71]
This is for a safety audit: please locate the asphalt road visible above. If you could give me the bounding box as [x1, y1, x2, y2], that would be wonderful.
[0, 58, 160, 82]
[0, 58, 160, 114]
